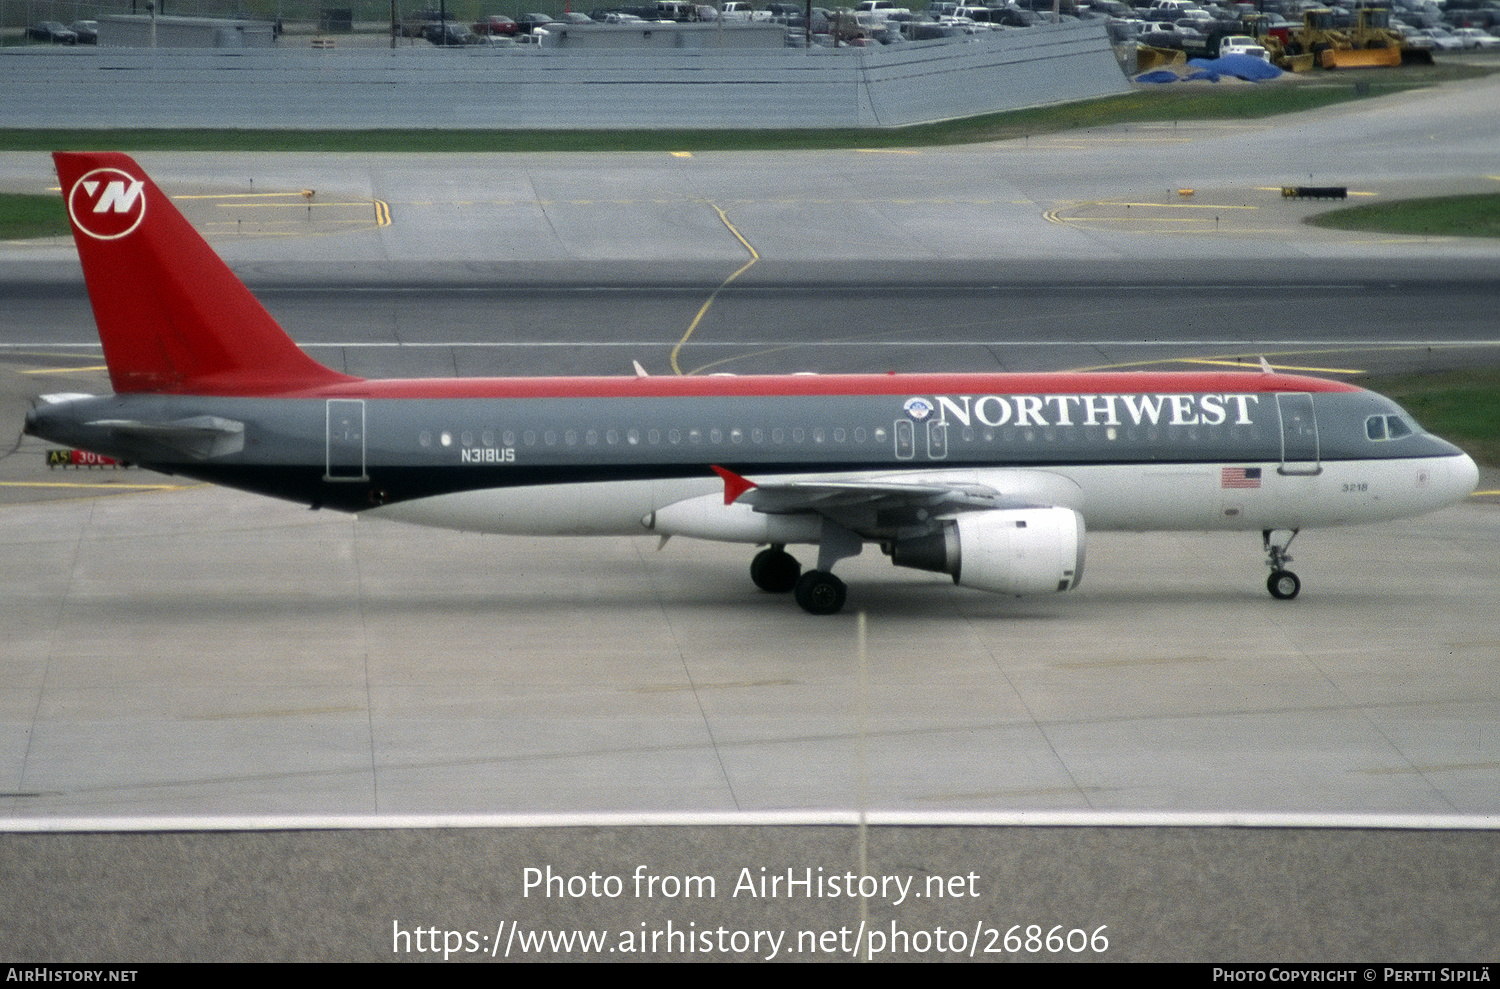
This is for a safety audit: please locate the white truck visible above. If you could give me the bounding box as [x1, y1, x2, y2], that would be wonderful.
[854, 0, 911, 17]
[718, 2, 774, 20]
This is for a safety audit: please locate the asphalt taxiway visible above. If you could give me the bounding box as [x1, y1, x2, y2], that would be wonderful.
[1, 69, 1498, 960]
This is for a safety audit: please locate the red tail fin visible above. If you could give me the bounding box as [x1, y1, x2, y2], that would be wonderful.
[53, 151, 359, 395]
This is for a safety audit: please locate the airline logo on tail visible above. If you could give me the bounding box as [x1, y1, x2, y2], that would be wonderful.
[66, 167, 146, 241]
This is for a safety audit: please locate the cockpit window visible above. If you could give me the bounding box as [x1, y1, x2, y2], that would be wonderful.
[1367, 414, 1414, 441]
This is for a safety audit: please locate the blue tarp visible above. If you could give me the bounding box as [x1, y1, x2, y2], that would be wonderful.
[1136, 53, 1284, 84]
[1187, 53, 1285, 81]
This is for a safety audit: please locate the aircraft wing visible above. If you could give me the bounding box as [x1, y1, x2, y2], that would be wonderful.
[710, 465, 1077, 529]
[734, 477, 1008, 514]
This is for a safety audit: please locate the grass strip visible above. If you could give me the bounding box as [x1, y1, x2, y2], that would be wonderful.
[1362, 369, 1500, 468]
[0, 193, 67, 239]
[1307, 192, 1500, 239]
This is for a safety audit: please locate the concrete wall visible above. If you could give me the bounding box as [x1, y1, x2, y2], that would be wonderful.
[536, 21, 787, 49]
[99, 15, 278, 48]
[0, 22, 1129, 130]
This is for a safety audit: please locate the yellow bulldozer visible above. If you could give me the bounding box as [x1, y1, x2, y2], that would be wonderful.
[1249, 7, 1431, 71]
[1329, 6, 1432, 67]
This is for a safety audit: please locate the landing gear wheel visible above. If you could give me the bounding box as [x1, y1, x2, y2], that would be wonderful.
[750, 547, 800, 594]
[1262, 529, 1301, 600]
[1267, 569, 1301, 600]
[794, 570, 847, 615]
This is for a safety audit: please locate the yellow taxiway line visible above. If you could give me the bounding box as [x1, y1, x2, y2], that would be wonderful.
[670, 204, 759, 377]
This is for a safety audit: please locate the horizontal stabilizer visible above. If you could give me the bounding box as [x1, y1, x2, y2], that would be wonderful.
[86, 415, 245, 459]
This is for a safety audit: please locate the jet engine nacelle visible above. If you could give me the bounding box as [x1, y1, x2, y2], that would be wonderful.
[888, 507, 1085, 595]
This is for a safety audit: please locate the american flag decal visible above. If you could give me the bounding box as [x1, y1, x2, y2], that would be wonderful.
[1222, 466, 1262, 489]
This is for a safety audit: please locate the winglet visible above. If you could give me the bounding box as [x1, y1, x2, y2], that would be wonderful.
[1259, 356, 1274, 375]
[632, 360, 650, 378]
[710, 465, 757, 505]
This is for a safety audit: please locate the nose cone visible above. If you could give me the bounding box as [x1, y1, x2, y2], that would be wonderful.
[1452, 451, 1480, 502]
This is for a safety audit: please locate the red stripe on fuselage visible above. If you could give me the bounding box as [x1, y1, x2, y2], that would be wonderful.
[287, 371, 1360, 401]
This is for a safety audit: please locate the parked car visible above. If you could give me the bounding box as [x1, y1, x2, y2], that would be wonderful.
[1419, 26, 1465, 50]
[69, 20, 99, 44]
[401, 10, 457, 37]
[1450, 27, 1500, 48]
[1397, 26, 1435, 51]
[472, 14, 519, 35]
[27, 21, 78, 44]
[515, 12, 556, 32]
[425, 21, 478, 44]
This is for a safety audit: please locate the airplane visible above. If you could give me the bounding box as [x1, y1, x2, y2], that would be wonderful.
[24, 151, 1480, 615]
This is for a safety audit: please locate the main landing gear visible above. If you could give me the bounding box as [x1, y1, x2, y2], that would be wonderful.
[1262, 529, 1301, 600]
[794, 570, 847, 616]
[750, 544, 849, 616]
[750, 545, 800, 594]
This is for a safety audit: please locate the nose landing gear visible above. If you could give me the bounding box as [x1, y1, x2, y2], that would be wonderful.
[1263, 529, 1301, 600]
